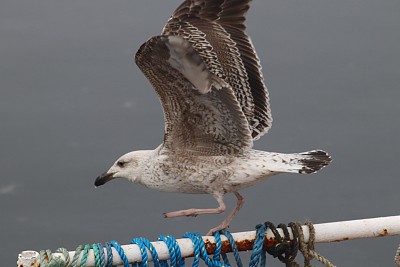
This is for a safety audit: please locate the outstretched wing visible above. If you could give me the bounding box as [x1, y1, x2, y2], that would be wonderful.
[162, 0, 272, 140]
[135, 35, 253, 156]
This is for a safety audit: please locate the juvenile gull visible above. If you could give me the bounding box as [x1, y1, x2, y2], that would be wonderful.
[95, 0, 332, 235]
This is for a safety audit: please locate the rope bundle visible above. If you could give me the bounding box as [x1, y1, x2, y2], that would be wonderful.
[39, 221, 334, 267]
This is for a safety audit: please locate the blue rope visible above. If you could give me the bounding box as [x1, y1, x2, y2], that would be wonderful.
[182, 232, 228, 267]
[110, 240, 130, 267]
[81, 244, 91, 267]
[105, 242, 113, 267]
[212, 231, 223, 262]
[213, 231, 232, 266]
[91, 243, 107, 267]
[130, 238, 148, 267]
[92, 243, 100, 267]
[130, 237, 163, 267]
[248, 224, 267, 267]
[219, 230, 242, 267]
[182, 232, 201, 267]
[96, 243, 106, 267]
[158, 234, 185, 267]
[37, 224, 277, 267]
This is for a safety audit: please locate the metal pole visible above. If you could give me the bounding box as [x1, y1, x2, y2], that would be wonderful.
[17, 215, 400, 266]
[17, 251, 40, 267]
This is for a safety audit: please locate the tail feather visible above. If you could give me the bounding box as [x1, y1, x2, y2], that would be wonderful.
[298, 150, 332, 174]
[265, 150, 332, 174]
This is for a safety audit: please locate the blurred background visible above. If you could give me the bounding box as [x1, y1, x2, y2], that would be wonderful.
[1, 0, 399, 265]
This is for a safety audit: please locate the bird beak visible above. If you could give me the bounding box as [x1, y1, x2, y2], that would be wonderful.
[94, 171, 116, 187]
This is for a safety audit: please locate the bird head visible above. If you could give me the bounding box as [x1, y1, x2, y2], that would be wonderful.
[94, 150, 151, 187]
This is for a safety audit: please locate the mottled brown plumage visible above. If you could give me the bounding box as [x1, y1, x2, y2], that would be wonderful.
[95, 0, 331, 235]
[162, 0, 272, 140]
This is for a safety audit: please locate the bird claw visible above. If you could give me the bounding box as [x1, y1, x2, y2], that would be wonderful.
[206, 224, 229, 236]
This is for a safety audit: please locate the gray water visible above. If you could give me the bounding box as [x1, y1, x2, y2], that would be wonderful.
[1, 0, 400, 266]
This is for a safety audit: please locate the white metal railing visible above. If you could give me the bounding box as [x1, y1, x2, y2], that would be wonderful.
[17, 215, 400, 266]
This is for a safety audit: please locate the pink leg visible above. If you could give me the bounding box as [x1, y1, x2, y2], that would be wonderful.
[163, 194, 226, 218]
[163, 192, 245, 236]
[206, 192, 245, 235]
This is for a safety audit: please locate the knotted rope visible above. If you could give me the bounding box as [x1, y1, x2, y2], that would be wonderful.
[290, 221, 336, 267]
[40, 248, 70, 267]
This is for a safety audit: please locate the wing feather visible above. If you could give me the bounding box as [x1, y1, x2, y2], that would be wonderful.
[135, 35, 253, 156]
[163, 0, 272, 140]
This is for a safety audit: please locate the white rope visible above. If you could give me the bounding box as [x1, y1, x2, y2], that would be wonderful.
[395, 243, 400, 266]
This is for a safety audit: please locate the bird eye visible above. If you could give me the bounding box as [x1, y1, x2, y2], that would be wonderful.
[117, 161, 126, 167]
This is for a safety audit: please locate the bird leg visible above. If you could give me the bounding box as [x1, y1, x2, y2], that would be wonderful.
[206, 192, 244, 235]
[163, 194, 226, 218]
[163, 192, 245, 236]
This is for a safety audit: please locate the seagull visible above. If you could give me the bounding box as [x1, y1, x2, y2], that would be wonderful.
[95, 0, 332, 235]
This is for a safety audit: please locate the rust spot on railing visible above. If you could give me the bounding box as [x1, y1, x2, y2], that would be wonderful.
[378, 228, 389, 237]
[202, 235, 292, 256]
[332, 237, 349, 242]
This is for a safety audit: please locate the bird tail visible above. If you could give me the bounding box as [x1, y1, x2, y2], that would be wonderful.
[267, 150, 332, 174]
